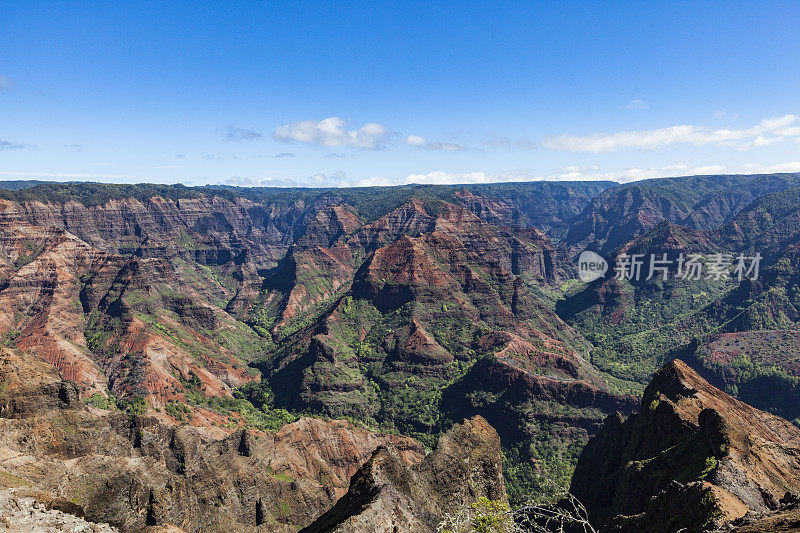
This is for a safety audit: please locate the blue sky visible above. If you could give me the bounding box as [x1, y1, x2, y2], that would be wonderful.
[2, 1, 800, 186]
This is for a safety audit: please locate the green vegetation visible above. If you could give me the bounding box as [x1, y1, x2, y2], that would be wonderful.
[165, 401, 191, 421]
[501, 419, 591, 507]
[557, 241, 738, 392]
[439, 497, 515, 533]
[177, 373, 297, 431]
[685, 330, 800, 422]
[118, 395, 147, 415]
[84, 392, 117, 410]
[0, 182, 204, 206]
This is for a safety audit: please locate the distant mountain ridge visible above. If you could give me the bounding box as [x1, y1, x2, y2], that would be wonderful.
[565, 173, 800, 255]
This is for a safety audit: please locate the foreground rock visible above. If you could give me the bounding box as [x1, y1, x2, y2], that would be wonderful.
[0, 488, 118, 532]
[570, 359, 800, 532]
[302, 416, 506, 533]
[715, 501, 800, 532]
[0, 347, 424, 532]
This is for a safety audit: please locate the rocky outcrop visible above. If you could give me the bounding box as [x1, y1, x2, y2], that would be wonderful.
[0, 346, 425, 532]
[302, 416, 506, 533]
[0, 489, 119, 532]
[715, 499, 800, 532]
[570, 359, 800, 532]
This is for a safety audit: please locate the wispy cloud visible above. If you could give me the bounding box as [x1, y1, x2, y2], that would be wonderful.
[226, 125, 263, 141]
[406, 134, 467, 151]
[275, 152, 295, 158]
[0, 171, 126, 179]
[398, 171, 499, 184]
[0, 75, 13, 91]
[739, 161, 800, 173]
[483, 136, 537, 150]
[65, 144, 84, 152]
[0, 140, 32, 151]
[544, 114, 800, 153]
[713, 109, 738, 119]
[625, 99, 648, 111]
[273, 117, 392, 149]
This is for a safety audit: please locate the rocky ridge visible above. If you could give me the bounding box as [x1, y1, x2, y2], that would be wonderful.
[570, 359, 800, 532]
[302, 416, 506, 533]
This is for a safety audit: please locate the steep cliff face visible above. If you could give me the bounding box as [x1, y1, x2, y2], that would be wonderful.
[0, 219, 119, 394]
[0, 196, 293, 264]
[0, 215, 263, 410]
[302, 416, 506, 533]
[0, 346, 425, 532]
[571, 359, 800, 532]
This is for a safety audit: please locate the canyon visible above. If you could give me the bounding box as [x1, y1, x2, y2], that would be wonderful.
[2, 175, 800, 531]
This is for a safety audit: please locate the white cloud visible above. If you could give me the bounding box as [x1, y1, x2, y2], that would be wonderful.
[544, 114, 800, 153]
[225, 176, 275, 187]
[398, 171, 496, 185]
[273, 117, 392, 149]
[735, 135, 784, 151]
[358, 160, 800, 188]
[625, 99, 648, 110]
[355, 170, 545, 187]
[225, 171, 352, 188]
[405, 135, 466, 151]
[544, 161, 800, 183]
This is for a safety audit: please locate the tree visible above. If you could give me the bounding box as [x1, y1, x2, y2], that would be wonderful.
[515, 493, 597, 533]
[437, 493, 597, 533]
